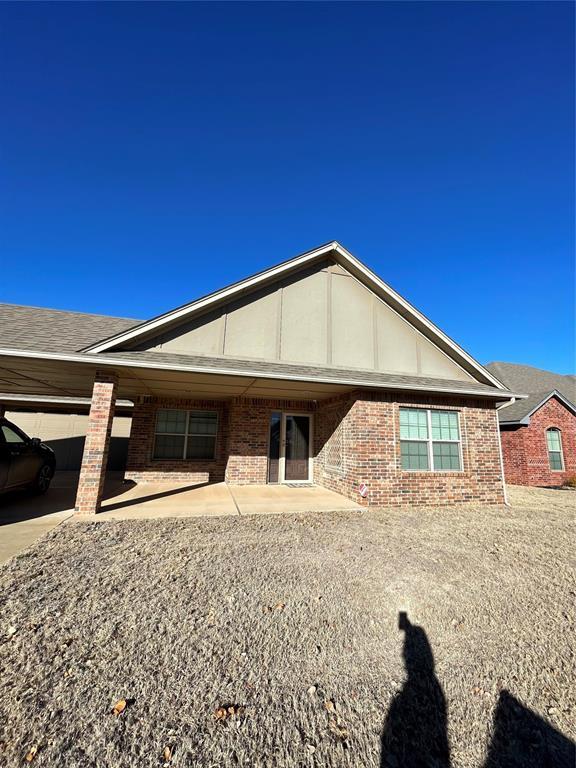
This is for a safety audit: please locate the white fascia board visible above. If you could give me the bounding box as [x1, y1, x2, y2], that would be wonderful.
[82, 241, 505, 390]
[0, 347, 516, 400]
[0, 393, 133, 407]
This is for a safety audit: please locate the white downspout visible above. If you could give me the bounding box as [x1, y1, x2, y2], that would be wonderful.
[495, 410, 509, 506]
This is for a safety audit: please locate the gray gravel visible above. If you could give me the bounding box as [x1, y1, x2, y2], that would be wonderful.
[0, 486, 574, 767]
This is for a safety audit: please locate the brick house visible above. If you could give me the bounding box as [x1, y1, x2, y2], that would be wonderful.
[0, 242, 518, 513]
[486, 362, 575, 487]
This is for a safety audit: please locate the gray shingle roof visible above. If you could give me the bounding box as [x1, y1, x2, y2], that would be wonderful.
[106, 349, 513, 397]
[0, 302, 513, 398]
[0, 303, 142, 353]
[486, 362, 576, 423]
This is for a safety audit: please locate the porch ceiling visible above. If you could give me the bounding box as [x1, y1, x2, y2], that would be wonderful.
[0, 352, 352, 402]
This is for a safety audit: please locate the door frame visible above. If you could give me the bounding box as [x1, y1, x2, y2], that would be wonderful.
[278, 412, 313, 484]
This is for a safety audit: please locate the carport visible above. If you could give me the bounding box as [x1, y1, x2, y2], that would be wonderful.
[0, 347, 358, 515]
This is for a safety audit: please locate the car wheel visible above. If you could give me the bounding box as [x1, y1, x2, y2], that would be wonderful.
[34, 464, 53, 495]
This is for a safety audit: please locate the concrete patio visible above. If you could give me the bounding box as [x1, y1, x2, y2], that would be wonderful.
[0, 471, 361, 563]
[97, 477, 362, 519]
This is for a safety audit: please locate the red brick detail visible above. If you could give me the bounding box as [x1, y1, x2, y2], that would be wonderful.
[314, 391, 505, 506]
[225, 399, 315, 484]
[122, 391, 504, 506]
[500, 396, 575, 486]
[125, 396, 313, 485]
[75, 371, 118, 515]
[125, 398, 229, 484]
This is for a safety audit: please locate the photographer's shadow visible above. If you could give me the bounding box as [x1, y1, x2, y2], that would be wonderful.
[380, 612, 450, 768]
[380, 612, 575, 768]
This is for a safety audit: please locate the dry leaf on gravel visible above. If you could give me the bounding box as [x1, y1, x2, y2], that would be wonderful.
[262, 602, 286, 613]
[213, 704, 244, 721]
[112, 699, 127, 716]
[328, 718, 349, 741]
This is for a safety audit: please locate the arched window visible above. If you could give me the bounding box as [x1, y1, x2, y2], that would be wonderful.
[546, 428, 564, 471]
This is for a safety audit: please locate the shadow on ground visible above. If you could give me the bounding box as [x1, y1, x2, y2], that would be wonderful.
[101, 482, 211, 512]
[0, 473, 128, 524]
[380, 613, 575, 768]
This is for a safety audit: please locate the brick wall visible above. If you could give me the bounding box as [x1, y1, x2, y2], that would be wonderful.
[124, 391, 505, 506]
[500, 397, 575, 486]
[314, 391, 505, 506]
[225, 398, 314, 484]
[125, 397, 229, 484]
[126, 396, 314, 485]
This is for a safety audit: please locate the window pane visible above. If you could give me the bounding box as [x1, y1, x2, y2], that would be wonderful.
[189, 411, 218, 435]
[431, 411, 459, 441]
[156, 409, 187, 434]
[399, 408, 428, 439]
[432, 442, 461, 470]
[153, 434, 185, 459]
[186, 435, 216, 460]
[549, 451, 563, 470]
[2, 426, 26, 445]
[401, 440, 429, 470]
[546, 430, 561, 452]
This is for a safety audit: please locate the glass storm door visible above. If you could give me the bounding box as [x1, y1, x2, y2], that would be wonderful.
[267, 412, 281, 483]
[283, 414, 311, 481]
[267, 413, 312, 483]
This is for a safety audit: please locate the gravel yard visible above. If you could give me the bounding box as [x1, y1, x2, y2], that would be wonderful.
[0, 485, 574, 767]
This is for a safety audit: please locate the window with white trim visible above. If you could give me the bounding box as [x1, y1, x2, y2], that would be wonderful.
[399, 408, 462, 471]
[546, 428, 564, 471]
[153, 409, 218, 460]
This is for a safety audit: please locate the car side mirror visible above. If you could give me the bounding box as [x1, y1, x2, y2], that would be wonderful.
[31, 437, 41, 446]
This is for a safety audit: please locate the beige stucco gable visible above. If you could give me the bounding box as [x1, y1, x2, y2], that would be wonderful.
[134, 259, 475, 382]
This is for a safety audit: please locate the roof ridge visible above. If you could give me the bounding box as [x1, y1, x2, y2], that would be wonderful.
[487, 360, 574, 377]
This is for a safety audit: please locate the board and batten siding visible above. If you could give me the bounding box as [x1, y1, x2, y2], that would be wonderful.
[138, 260, 474, 382]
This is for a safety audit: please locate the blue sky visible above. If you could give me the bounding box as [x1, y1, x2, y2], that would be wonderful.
[0, 2, 574, 372]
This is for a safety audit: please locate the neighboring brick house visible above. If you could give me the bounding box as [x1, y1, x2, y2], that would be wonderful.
[486, 362, 576, 487]
[0, 242, 518, 513]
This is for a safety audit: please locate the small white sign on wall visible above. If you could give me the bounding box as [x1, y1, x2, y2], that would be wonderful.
[359, 482, 368, 498]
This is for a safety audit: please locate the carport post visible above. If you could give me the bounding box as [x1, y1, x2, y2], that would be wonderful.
[74, 370, 118, 515]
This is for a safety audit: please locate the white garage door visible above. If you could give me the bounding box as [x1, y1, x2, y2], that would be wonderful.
[4, 411, 132, 471]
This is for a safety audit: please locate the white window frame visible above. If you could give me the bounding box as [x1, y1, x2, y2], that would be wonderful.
[153, 409, 218, 461]
[546, 428, 565, 472]
[399, 408, 464, 472]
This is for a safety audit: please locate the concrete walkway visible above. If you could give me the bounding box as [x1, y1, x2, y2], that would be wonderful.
[0, 472, 361, 563]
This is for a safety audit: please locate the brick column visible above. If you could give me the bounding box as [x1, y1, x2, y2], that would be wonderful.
[75, 370, 118, 515]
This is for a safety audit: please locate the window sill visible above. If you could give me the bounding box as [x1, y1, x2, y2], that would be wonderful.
[151, 457, 217, 463]
[400, 470, 466, 476]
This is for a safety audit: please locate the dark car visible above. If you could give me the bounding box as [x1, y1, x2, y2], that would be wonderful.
[0, 417, 56, 496]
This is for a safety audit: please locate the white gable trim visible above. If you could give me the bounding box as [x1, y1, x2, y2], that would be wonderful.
[84, 241, 505, 390]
